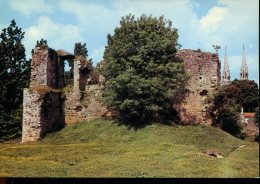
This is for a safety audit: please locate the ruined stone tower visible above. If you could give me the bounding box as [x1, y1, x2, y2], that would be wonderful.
[63, 52, 107, 125]
[22, 46, 65, 143]
[176, 49, 221, 124]
[22, 43, 107, 142]
[222, 47, 231, 85]
[63, 55, 91, 125]
[240, 45, 248, 80]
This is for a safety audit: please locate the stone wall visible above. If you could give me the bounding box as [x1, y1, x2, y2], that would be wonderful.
[84, 84, 107, 120]
[73, 59, 81, 91]
[30, 47, 59, 88]
[176, 49, 221, 124]
[64, 61, 107, 125]
[47, 49, 59, 88]
[22, 89, 42, 142]
[64, 90, 84, 125]
[64, 58, 88, 125]
[58, 59, 65, 88]
[22, 89, 64, 143]
[23, 44, 107, 142]
[22, 46, 65, 143]
[64, 85, 107, 125]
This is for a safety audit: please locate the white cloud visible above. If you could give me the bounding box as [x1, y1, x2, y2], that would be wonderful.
[57, 0, 258, 79]
[59, 0, 199, 63]
[84, 0, 196, 36]
[9, 0, 52, 15]
[197, 0, 259, 51]
[24, 16, 82, 59]
[199, 7, 227, 33]
[60, 0, 120, 35]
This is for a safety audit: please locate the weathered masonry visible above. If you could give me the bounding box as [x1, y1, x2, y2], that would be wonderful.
[176, 49, 221, 124]
[22, 46, 106, 143]
[22, 47, 65, 143]
[22, 46, 221, 142]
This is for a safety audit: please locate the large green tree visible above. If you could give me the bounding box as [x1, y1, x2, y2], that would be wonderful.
[102, 15, 188, 125]
[0, 20, 31, 141]
[208, 79, 259, 136]
[230, 79, 259, 112]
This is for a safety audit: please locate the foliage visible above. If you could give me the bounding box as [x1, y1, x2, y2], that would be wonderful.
[74, 42, 88, 58]
[95, 61, 104, 75]
[102, 14, 188, 125]
[36, 38, 48, 48]
[31, 39, 48, 55]
[0, 107, 23, 141]
[0, 20, 30, 141]
[208, 80, 259, 137]
[29, 86, 62, 94]
[231, 79, 259, 112]
[221, 104, 242, 136]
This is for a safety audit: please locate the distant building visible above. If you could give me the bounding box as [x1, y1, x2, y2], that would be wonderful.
[241, 114, 255, 125]
[240, 108, 255, 124]
[221, 47, 231, 86]
[240, 108, 259, 138]
[240, 45, 249, 80]
[221, 45, 249, 85]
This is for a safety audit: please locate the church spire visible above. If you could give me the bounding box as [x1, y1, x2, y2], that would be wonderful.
[240, 44, 248, 80]
[222, 46, 231, 85]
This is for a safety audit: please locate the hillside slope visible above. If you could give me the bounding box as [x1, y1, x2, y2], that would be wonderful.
[0, 119, 259, 177]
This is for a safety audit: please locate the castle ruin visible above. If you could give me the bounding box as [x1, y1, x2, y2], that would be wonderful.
[176, 49, 221, 124]
[22, 46, 106, 143]
[22, 45, 222, 142]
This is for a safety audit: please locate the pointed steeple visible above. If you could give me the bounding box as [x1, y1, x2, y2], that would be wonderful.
[222, 46, 231, 85]
[240, 44, 248, 80]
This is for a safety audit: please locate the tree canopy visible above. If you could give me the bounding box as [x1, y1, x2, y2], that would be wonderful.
[74, 42, 88, 58]
[230, 79, 259, 112]
[208, 79, 259, 136]
[35, 38, 48, 49]
[101, 15, 188, 125]
[0, 20, 31, 141]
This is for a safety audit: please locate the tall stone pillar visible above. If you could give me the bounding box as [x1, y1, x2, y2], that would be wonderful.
[73, 59, 81, 91]
[22, 89, 42, 142]
[175, 49, 221, 124]
[22, 46, 65, 143]
[30, 47, 59, 88]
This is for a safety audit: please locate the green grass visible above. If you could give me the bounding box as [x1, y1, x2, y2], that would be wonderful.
[0, 119, 259, 177]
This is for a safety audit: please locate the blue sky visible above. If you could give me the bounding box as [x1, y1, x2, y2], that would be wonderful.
[0, 0, 259, 84]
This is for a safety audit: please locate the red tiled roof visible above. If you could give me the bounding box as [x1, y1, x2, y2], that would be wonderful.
[243, 113, 255, 117]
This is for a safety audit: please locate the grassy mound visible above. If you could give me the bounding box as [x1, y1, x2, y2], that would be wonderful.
[0, 119, 259, 177]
